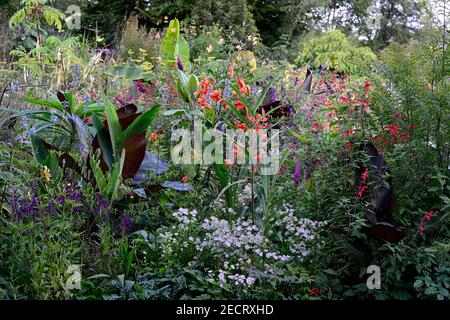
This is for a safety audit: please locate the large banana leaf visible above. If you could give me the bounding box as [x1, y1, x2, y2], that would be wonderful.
[160, 18, 180, 66]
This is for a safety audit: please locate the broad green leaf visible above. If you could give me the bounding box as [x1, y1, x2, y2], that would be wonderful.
[116, 105, 160, 149]
[160, 18, 180, 66]
[176, 79, 190, 103]
[92, 114, 113, 169]
[63, 92, 75, 112]
[102, 94, 121, 159]
[30, 135, 49, 164]
[43, 152, 61, 178]
[23, 97, 65, 113]
[163, 109, 184, 116]
[187, 74, 199, 95]
[104, 65, 155, 81]
[177, 36, 191, 74]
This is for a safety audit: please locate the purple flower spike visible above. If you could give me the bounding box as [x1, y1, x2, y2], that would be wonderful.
[177, 56, 184, 72]
[294, 160, 301, 186]
[121, 213, 134, 234]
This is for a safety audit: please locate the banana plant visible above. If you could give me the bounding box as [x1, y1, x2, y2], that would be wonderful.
[158, 17, 199, 104]
[160, 18, 191, 74]
[90, 148, 126, 204]
[4, 91, 103, 153]
[19, 91, 165, 187]
[91, 95, 162, 183]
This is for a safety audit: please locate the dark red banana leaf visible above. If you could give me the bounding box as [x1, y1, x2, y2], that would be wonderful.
[92, 104, 146, 179]
[364, 222, 405, 244]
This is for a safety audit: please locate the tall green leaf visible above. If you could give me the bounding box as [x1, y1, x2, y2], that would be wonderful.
[30, 135, 49, 164]
[108, 149, 125, 203]
[177, 36, 191, 74]
[160, 18, 180, 66]
[116, 105, 160, 149]
[102, 94, 121, 159]
[92, 114, 114, 169]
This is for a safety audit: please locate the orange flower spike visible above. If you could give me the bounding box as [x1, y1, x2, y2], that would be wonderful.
[198, 98, 213, 110]
[236, 123, 249, 131]
[237, 77, 250, 95]
[195, 78, 211, 96]
[221, 100, 227, 111]
[211, 89, 223, 103]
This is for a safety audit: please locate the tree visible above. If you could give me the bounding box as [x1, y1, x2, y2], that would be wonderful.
[371, 0, 427, 50]
[295, 29, 377, 76]
[191, 0, 259, 41]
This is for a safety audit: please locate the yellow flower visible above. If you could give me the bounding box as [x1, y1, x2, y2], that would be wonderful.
[41, 166, 51, 182]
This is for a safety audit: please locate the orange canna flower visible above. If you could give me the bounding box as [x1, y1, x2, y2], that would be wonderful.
[237, 77, 250, 95]
[211, 89, 223, 103]
[236, 122, 249, 131]
[195, 79, 211, 96]
[150, 133, 158, 141]
[234, 100, 245, 110]
[198, 97, 213, 109]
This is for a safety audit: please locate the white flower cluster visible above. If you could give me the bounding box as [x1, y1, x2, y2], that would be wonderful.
[217, 270, 256, 288]
[160, 208, 199, 258]
[158, 204, 326, 289]
[172, 207, 198, 224]
[228, 274, 256, 286]
[196, 217, 266, 254]
[273, 203, 327, 257]
[237, 183, 253, 206]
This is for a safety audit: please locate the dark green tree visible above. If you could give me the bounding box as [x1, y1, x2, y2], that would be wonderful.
[191, 0, 259, 40]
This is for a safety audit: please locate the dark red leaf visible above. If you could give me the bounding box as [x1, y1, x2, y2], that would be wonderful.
[92, 104, 147, 180]
[365, 223, 405, 244]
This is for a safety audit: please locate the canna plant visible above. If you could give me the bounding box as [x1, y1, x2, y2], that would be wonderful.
[91, 95, 162, 185]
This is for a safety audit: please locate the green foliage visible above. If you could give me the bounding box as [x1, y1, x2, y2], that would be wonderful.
[296, 30, 377, 76]
[192, 0, 259, 41]
[104, 65, 156, 81]
[9, 0, 65, 31]
[90, 148, 125, 203]
[0, 2, 449, 302]
[159, 18, 191, 73]
[117, 16, 161, 64]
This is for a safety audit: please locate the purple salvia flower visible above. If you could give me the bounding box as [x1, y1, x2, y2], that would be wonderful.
[176, 56, 184, 72]
[98, 194, 109, 209]
[294, 160, 301, 186]
[46, 201, 56, 215]
[121, 213, 133, 234]
[57, 195, 66, 204]
[135, 80, 147, 93]
[11, 191, 19, 216]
